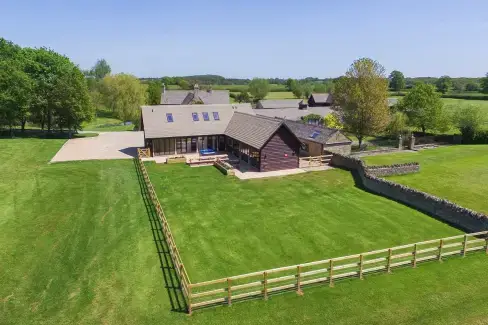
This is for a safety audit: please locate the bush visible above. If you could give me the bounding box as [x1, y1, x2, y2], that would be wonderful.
[472, 130, 488, 144]
[452, 104, 486, 143]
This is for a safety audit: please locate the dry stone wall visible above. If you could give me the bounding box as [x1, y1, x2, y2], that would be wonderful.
[329, 153, 488, 232]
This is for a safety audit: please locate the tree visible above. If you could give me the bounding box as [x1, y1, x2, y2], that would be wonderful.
[236, 91, 250, 103]
[323, 112, 343, 129]
[480, 73, 488, 94]
[90, 59, 111, 79]
[301, 114, 323, 124]
[291, 84, 303, 99]
[386, 111, 409, 138]
[388, 70, 406, 91]
[175, 78, 190, 90]
[302, 83, 314, 98]
[333, 58, 390, 148]
[102, 74, 147, 123]
[399, 83, 444, 134]
[286, 78, 297, 91]
[436, 75, 452, 94]
[465, 82, 480, 92]
[146, 80, 162, 105]
[452, 104, 486, 142]
[248, 78, 269, 100]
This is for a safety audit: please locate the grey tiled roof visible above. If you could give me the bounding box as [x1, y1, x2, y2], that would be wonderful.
[284, 120, 351, 145]
[224, 113, 284, 149]
[310, 93, 333, 104]
[161, 90, 230, 105]
[256, 99, 303, 109]
[252, 106, 333, 120]
[141, 104, 253, 139]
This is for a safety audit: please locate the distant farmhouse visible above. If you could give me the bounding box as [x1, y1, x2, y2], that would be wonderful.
[253, 97, 333, 122]
[161, 84, 230, 105]
[140, 104, 351, 172]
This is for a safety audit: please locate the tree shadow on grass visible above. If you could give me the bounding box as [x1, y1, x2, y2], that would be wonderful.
[133, 159, 188, 313]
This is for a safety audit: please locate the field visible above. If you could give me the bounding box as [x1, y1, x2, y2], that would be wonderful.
[2, 139, 488, 325]
[363, 145, 488, 214]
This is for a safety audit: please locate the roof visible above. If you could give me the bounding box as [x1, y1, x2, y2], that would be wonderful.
[256, 99, 303, 109]
[141, 104, 253, 139]
[283, 119, 352, 145]
[161, 89, 230, 105]
[310, 93, 333, 104]
[224, 113, 286, 149]
[252, 106, 333, 120]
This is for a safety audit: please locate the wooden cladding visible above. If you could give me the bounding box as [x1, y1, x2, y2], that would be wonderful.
[260, 126, 300, 172]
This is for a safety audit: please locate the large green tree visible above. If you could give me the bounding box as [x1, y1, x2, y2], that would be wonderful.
[146, 80, 162, 105]
[333, 58, 390, 147]
[102, 74, 147, 123]
[291, 83, 303, 99]
[388, 70, 406, 91]
[452, 104, 486, 142]
[480, 73, 488, 94]
[399, 83, 444, 134]
[248, 78, 270, 100]
[285, 78, 297, 91]
[90, 59, 111, 79]
[436, 75, 452, 94]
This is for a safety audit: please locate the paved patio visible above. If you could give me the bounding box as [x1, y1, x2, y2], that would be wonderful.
[51, 132, 144, 162]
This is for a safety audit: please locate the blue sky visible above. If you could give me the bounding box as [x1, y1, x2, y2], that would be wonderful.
[1, 0, 487, 78]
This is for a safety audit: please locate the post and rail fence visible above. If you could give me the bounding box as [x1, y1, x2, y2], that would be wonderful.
[299, 154, 332, 167]
[136, 148, 488, 314]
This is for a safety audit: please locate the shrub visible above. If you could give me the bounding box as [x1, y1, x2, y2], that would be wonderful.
[452, 104, 487, 143]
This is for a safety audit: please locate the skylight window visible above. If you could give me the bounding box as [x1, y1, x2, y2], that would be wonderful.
[310, 131, 321, 139]
[192, 112, 199, 121]
[166, 113, 174, 123]
[202, 112, 210, 121]
[213, 112, 220, 120]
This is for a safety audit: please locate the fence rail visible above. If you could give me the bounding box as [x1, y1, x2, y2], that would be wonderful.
[137, 148, 487, 314]
[188, 231, 488, 311]
[136, 149, 192, 310]
[299, 154, 332, 167]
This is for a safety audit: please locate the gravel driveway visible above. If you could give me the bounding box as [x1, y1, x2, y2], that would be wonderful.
[51, 132, 144, 162]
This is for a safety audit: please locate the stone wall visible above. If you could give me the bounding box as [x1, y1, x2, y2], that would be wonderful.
[365, 163, 420, 177]
[329, 154, 488, 232]
[324, 143, 351, 156]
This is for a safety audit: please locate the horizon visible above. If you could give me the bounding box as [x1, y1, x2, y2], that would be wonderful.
[2, 0, 487, 79]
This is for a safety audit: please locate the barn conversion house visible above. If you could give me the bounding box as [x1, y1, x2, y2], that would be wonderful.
[140, 104, 351, 172]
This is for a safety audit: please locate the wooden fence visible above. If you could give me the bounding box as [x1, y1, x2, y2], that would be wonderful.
[188, 231, 488, 311]
[299, 154, 332, 167]
[139, 148, 151, 158]
[136, 149, 191, 310]
[137, 149, 487, 314]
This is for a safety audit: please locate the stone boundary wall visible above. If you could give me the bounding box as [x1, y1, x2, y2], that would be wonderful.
[365, 163, 420, 177]
[329, 153, 488, 232]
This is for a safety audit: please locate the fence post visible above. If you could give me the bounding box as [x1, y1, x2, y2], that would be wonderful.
[296, 266, 303, 295]
[359, 254, 364, 280]
[329, 260, 334, 287]
[227, 278, 232, 306]
[263, 272, 268, 300]
[462, 235, 468, 257]
[387, 248, 392, 273]
[438, 239, 444, 262]
[187, 284, 192, 315]
[412, 244, 417, 268]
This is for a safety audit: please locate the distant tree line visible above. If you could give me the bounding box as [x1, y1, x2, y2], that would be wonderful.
[0, 38, 92, 136]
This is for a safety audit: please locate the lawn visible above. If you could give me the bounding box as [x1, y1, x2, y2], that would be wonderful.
[363, 145, 488, 214]
[264, 91, 297, 99]
[81, 116, 134, 132]
[2, 139, 488, 325]
[145, 163, 461, 282]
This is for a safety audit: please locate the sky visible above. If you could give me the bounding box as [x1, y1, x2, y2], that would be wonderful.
[1, 0, 487, 79]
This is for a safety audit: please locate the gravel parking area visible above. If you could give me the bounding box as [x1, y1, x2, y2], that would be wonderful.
[51, 132, 144, 162]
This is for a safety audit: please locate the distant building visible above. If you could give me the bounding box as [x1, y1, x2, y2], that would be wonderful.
[255, 99, 304, 110]
[161, 84, 230, 105]
[308, 93, 333, 107]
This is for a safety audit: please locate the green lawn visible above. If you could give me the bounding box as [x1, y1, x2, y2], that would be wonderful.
[81, 116, 134, 132]
[146, 163, 461, 282]
[2, 139, 488, 325]
[363, 145, 488, 214]
[265, 91, 297, 99]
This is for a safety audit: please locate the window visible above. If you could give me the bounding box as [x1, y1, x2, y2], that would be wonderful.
[166, 113, 173, 122]
[192, 112, 199, 121]
[202, 112, 210, 121]
[212, 112, 220, 120]
[310, 131, 321, 139]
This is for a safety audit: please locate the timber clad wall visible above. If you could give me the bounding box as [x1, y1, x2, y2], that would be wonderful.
[260, 126, 300, 172]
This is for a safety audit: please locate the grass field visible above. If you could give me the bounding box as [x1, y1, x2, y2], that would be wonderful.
[145, 163, 461, 281]
[363, 145, 488, 214]
[2, 139, 488, 325]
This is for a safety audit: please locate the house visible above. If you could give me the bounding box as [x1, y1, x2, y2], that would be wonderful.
[308, 93, 333, 107]
[284, 120, 352, 156]
[255, 99, 304, 110]
[252, 105, 333, 122]
[161, 84, 230, 105]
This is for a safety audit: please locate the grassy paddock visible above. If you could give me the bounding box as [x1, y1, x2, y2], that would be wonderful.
[145, 163, 460, 282]
[363, 145, 488, 214]
[2, 139, 488, 325]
